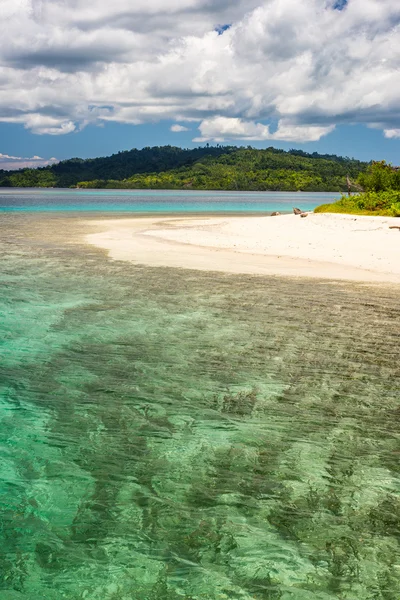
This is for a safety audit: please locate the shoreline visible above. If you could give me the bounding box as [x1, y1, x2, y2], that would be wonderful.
[85, 213, 400, 283]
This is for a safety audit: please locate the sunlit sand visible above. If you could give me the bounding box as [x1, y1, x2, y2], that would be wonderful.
[86, 213, 400, 283]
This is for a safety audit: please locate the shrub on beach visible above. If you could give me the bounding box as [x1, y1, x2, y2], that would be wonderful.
[315, 191, 400, 217]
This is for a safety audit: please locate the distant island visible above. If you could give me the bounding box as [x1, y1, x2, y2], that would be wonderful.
[2, 146, 398, 215]
[0, 145, 368, 192]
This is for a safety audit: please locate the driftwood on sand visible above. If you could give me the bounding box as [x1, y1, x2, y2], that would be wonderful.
[293, 207, 305, 215]
[271, 211, 281, 216]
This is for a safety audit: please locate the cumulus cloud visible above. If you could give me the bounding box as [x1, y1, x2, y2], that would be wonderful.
[0, 0, 399, 142]
[0, 153, 59, 170]
[194, 117, 334, 142]
[171, 124, 190, 132]
[384, 129, 400, 139]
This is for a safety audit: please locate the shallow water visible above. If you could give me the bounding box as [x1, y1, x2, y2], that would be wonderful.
[0, 214, 399, 600]
[0, 188, 339, 214]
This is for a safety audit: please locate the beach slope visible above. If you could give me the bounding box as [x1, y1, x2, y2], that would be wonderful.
[86, 213, 400, 283]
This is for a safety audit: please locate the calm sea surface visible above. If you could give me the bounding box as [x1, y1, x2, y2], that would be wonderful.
[0, 201, 399, 599]
[0, 188, 339, 213]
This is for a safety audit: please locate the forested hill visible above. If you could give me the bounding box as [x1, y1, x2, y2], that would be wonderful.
[0, 145, 368, 191]
[0, 146, 234, 189]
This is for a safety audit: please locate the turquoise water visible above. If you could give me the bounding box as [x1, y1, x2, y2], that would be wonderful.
[0, 189, 339, 213]
[0, 214, 399, 599]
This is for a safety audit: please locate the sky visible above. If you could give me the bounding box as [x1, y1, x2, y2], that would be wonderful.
[0, 0, 400, 169]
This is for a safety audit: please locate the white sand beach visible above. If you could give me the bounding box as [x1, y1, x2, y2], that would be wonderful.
[86, 213, 400, 283]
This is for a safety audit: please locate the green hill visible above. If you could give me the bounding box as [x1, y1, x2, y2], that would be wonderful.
[0, 145, 368, 191]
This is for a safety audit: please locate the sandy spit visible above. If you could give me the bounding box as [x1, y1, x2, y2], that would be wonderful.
[85, 213, 400, 283]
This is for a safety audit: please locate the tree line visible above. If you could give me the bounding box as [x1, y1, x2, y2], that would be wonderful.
[0, 145, 369, 192]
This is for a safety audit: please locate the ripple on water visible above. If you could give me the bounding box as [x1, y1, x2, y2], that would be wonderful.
[0, 215, 399, 599]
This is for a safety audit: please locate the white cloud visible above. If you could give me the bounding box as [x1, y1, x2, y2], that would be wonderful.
[194, 117, 334, 142]
[384, 129, 400, 139]
[0, 0, 399, 143]
[0, 153, 59, 170]
[170, 124, 190, 132]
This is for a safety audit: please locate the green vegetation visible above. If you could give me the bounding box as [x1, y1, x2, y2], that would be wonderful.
[315, 161, 400, 216]
[315, 191, 400, 216]
[0, 145, 368, 191]
[77, 147, 367, 191]
[358, 160, 400, 191]
[0, 146, 234, 189]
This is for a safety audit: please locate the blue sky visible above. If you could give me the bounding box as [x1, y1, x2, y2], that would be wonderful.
[1, 0, 399, 169]
[1, 121, 400, 166]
